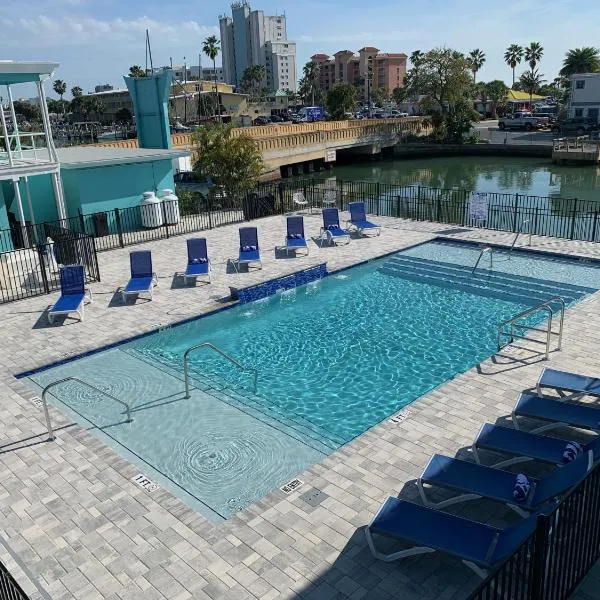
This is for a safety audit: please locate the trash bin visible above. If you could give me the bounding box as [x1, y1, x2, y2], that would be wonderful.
[140, 192, 163, 228]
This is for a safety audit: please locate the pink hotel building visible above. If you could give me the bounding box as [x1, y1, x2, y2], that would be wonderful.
[310, 47, 407, 97]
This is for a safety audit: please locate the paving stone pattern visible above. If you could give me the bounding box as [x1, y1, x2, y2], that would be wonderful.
[1, 212, 599, 599]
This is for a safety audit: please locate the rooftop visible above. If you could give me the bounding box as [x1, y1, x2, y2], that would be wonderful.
[55, 145, 190, 169]
[0, 60, 59, 85]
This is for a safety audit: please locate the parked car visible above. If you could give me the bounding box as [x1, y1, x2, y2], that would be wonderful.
[498, 112, 543, 131]
[532, 112, 556, 126]
[551, 117, 599, 136]
[253, 116, 271, 126]
[269, 114, 285, 123]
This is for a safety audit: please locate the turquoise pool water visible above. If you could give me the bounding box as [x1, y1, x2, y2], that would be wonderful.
[26, 241, 600, 521]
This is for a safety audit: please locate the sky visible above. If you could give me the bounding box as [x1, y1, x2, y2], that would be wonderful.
[3, 0, 600, 99]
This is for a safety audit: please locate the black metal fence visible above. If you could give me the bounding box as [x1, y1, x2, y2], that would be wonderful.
[0, 233, 100, 304]
[1, 178, 600, 259]
[0, 559, 31, 600]
[468, 457, 600, 600]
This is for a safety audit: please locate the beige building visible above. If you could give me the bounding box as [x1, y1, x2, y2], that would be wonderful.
[311, 47, 407, 99]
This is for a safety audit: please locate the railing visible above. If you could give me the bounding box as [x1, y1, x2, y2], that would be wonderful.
[472, 246, 493, 274]
[183, 342, 258, 398]
[41, 376, 133, 440]
[468, 454, 600, 600]
[497, 296, 565, 360]
[510, 218, 532, 254]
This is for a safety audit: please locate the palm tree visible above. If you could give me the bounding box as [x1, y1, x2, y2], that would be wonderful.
[53, 79, 67, 102]
[71, 86, 83, 98]
[128, 65, 146, 78]
[485, 80, 509, 118]
[560, 47, 600, 77]
[202, 35, 221, 119]
[524, 42, 544, 73]
[302, 61, 321, 105]
[504, 45, 523, 86]
[519, 70, 546, 107]
[467, 49, 486, 83]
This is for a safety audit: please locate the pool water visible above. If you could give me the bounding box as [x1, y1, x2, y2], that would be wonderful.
[25, 241, 600, 521]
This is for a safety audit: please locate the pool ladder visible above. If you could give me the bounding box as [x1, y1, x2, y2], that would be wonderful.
[509, 219, 532, 256]
[497, 296, 565, 360]
[183, 342, 258, 398]
[40, 377, 133, 441]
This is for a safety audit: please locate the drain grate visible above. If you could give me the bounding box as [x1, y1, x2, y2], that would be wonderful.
[436, 228, 472, 235]
[299, 488, 328, 507]
[280, 478, 304, 494]
[389, 408, 411, 424]
[131, 473, 160, 492]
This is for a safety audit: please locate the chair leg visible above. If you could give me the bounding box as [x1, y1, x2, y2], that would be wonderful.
[365, 527, 436, 562]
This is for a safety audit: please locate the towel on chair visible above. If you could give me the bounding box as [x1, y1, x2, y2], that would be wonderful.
[289, 233, 302, 239]
[562, 441, 584, 463]
[327, 224, 339, 231]
[513, 473, 531, 503]
[242, 245, 257, 251]
[191, 258, 208, 264]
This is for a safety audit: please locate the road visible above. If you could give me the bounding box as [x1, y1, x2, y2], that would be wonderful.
[473, 119, 554, 146]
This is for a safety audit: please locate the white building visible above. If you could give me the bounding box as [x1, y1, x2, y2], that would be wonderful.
[569, 73, 600, 123]
[219, 2, 297, 92]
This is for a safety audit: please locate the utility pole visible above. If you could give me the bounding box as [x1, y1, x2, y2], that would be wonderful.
[367, 56, 373, 118]
[183, 56, 187, 123]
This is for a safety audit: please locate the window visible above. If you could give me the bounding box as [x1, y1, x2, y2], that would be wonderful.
[575, 108, 584, 117]
[576, 80, 585, 89]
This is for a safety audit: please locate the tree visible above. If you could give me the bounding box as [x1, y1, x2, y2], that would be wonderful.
[524, 42, 543, 73]
[12, 100, 42, 123]
[370, 87, 389, 106]
[560, 47, 600, 77]
[197, 93, 219, 118]
[443, 100, 478, 143]
[409, 50, 423, 70]
[504, 45, 523, 86]
[71, 86, 83, 98]
[53, 79, 67, 101]
[241, 65, 267, 99]
[485, 80, 509, 117]
[404, 48, 473, 114]
[128, 65, 146, 77]
[519, 70, 546, 107]
[47, 99, 69, 115]
[326, 84, 357, 119]
[391, 86, 407, 105]
[192, 123, 263, 204]
[115, 107, 133, 124]
[467, 49, 486, 83]
[202, 35, 221, 119]
[302, 61, 321, 105]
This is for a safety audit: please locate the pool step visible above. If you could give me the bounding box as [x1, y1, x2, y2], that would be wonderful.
[379, 256, 592, 306]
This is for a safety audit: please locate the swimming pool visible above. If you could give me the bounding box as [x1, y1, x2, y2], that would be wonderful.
[24, 240, 600, 521]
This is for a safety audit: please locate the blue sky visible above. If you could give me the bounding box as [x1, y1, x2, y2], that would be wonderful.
[3, 0, 600, 98]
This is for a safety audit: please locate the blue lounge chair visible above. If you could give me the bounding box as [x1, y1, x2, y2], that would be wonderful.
[365, 496, 539, 578]
[284, 216, 309, 256]
[472, 423, 600, 468]
[237, 227, 262, 271]
[537, 368, 600, 401]
[184, 238, 211, 284]
[122, 251, 157, 302]
[417, 450, 592, 515]
[347, 201, 381, 237]
[48, 265, 92, 324]
[320, 208, 350, 246]
[513, 392, 600, 434]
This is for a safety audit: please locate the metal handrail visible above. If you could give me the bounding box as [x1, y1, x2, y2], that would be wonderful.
[510, 219, 532, 254]
[497, 296, 566, 360]
[41, 377, 133, 440]
[183, 342, 258, 398]
[472, 246, 493, 274]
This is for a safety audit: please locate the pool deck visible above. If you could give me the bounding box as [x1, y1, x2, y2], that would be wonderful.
[1, 213, 600, 600]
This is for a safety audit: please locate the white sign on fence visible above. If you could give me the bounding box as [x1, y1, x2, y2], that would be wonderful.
[469, 192, 489, 221]
[324, 149, 337, 162]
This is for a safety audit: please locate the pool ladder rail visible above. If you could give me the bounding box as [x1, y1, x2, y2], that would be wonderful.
[40, 376, 133, 441]
[509, 219, 532, 256]
[472, 246, 493, 274]
[183, 342, 258, 398]
[497, 296, 565, 360]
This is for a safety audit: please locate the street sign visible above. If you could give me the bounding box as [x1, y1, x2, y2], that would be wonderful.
[324, 149, 336, 162]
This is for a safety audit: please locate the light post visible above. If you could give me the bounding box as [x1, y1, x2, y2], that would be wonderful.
[367, 56, 373, 118]
[183, 57, 187, 124]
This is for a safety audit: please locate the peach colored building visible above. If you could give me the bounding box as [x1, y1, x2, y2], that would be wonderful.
[310, 47, 407, 98]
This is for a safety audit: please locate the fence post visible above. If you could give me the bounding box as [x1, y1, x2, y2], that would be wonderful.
[530, 514, 549, 600]
[436, 193, 442, 223]
[376, 182, 381, 216]
[570, 198, 578, 240]
[592, 209, 599, 242]
[512, 193, 520, 232]
[78, 209, 85, 234]
[162, 201, 169, 239]
[396, 195, 400, 218]
[114, 208, 125, 248]
[206, 195, 213, 229]
[278, 182, 285, 215]
[37, 244, 50, 294]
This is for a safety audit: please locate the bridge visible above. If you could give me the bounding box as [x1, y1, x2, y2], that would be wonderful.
[552, 136, 600, 164]
[99, 117, 431, 176]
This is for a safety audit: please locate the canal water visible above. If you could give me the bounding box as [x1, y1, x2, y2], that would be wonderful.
[308, 156, 600, 240]
[322, 156, 600, 203]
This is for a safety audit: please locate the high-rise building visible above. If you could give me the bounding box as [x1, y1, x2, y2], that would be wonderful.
[310, 47, 407, 99]
[219, 2, 297, 92]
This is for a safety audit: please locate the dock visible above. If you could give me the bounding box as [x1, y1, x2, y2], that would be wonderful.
[552, 135, 600, 164]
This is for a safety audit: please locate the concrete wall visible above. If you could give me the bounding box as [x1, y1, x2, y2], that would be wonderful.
[0, 184, 12, 252]
[392, 143, 552, 159]
[1, 176, 59, 225]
